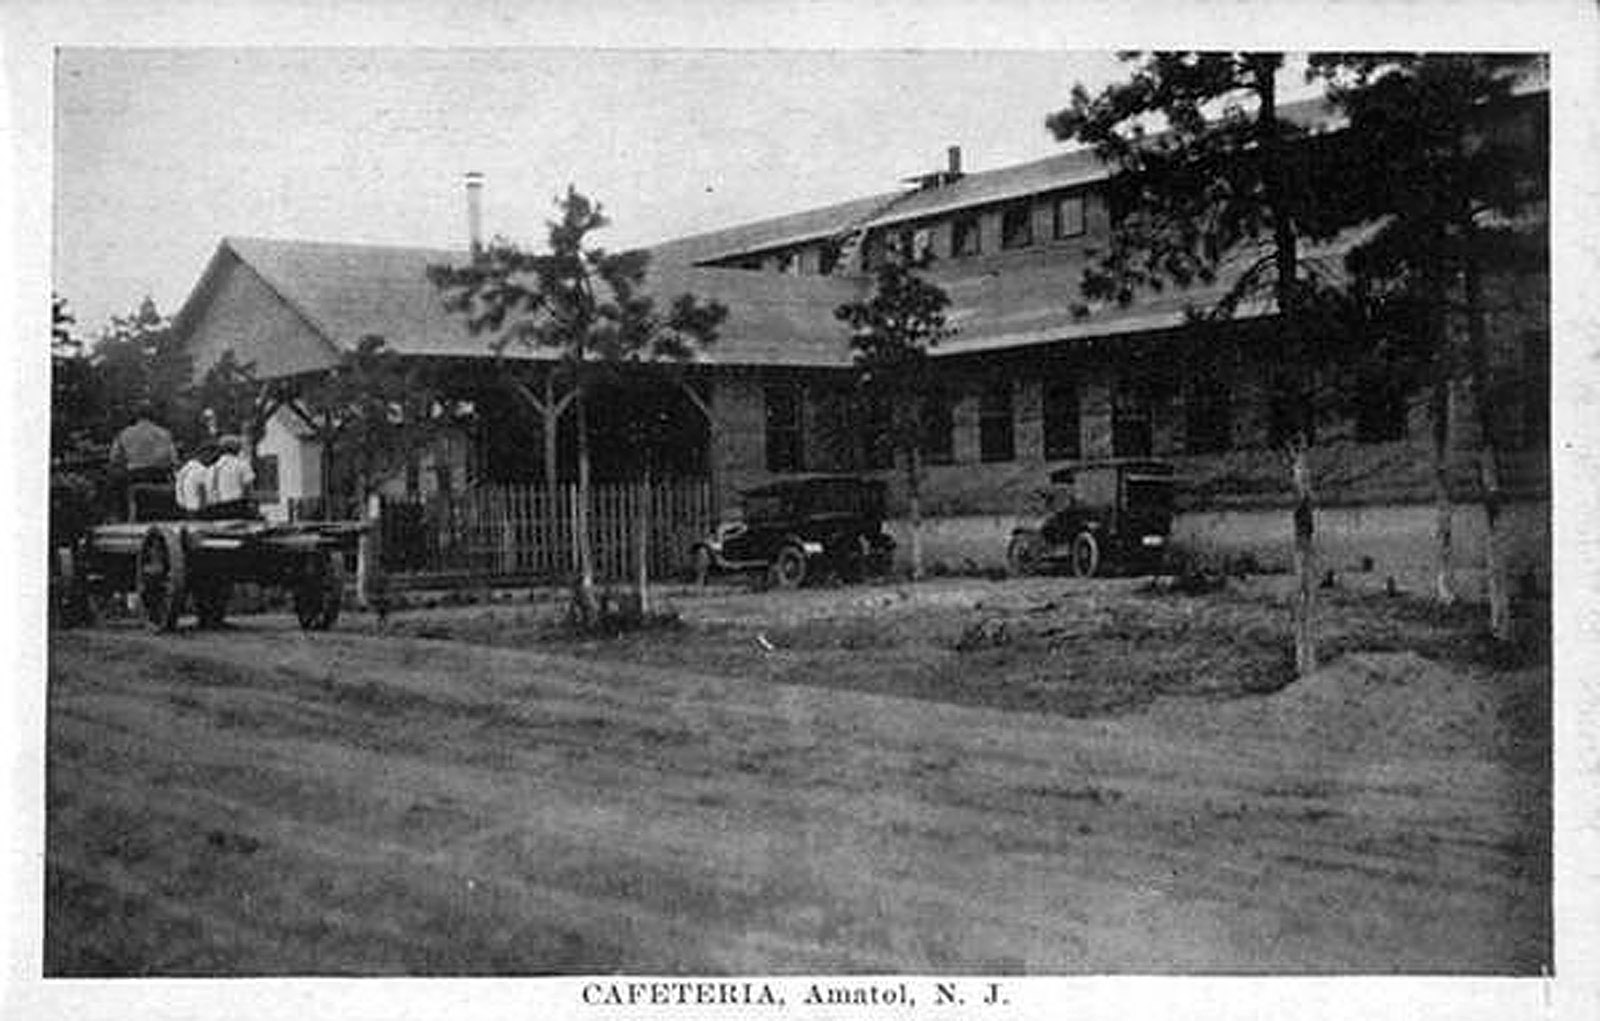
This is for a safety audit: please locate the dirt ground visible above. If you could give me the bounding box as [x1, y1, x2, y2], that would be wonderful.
[45, 576, 1550, 974]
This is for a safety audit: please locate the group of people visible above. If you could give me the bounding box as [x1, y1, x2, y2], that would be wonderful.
[107, 401, 256, 521]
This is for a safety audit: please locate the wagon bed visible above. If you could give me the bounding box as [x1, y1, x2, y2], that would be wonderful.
[56, 517, 367, 632]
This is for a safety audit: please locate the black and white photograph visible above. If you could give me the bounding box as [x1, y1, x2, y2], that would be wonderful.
[5, 2, 1598, 1019]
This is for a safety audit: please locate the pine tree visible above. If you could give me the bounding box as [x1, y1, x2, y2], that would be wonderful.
[430, 188, 726, 625]
[1311, 54, 1546, 639]
[1049, 52, 1359, 677]
[835, 257, 953, 580]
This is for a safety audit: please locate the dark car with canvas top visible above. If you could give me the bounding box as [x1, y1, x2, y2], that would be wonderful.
[692, 474, 896, 588]
[1007, 459, 1177, 577]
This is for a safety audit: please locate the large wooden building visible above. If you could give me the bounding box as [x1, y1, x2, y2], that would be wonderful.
[171, 84, 1549, 585]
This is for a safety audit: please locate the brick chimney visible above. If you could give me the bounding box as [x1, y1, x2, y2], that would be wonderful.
[465, 171, 484, 258]
[947, 145, 962, 178]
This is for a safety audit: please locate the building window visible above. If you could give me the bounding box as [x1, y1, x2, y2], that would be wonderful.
[1054, 194, 1086, 239]
[1001, 202, 1034, 250]
[254, 453, 280, 504]
[1267, 373, 1315, 448]
[1042, 372, 1081, 460]
[1112, 373, 1155, 458]
[921, 389, 955, 465]
[979, 380, 1015, 462]
[952, 215, 982, 257]
[863, 396, 894, 470]
[1185, 377, 1232, 454]
[1353, 380, 1408, 443]
[765, 383, 805, 473]
[819, 240, 842, 276]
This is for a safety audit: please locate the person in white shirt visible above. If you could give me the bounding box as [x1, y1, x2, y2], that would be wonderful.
[174, 441, 219, 517]
[203, 434, 257, 519]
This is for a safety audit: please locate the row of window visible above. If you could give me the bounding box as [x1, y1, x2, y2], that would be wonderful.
[762, 371, 1417, 474]
[889, 193, 1088, 265]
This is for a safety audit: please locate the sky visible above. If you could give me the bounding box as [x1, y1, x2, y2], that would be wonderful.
[54, 48, 1147, 335]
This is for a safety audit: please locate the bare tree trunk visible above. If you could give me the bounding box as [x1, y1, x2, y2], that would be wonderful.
[1430, 376, 1457, 604]
[906, 444, 924, 581]
[1290, 437, 1317, 677]
[1465, 251, 1513, 642]
[572, 386, 599, 624]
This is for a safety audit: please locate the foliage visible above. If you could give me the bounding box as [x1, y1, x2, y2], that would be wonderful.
[428, 187, 727, 379]
[428, 187, 727, 620]
[1309, 53, 1547, 422]
[295, 335, 459, 500]
[834, 257, 953, 465]
[1048, 52, 1368, 433]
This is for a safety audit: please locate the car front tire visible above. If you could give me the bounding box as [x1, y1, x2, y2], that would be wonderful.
[769, 545, 808, 589]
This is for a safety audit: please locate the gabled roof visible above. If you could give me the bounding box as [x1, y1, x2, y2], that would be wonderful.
[647, 191, 899, 267]
[172, 236, 867, 373]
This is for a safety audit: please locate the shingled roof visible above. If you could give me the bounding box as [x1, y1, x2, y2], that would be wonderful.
[172, 236, 868, 373]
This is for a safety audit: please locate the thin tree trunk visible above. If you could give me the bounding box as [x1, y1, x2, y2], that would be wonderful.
[573, 385, 599, 624]
[1290, 437, 1317, 676]
[1257, 57, 1318, 679]
[1465, 253, 1512, 641]
[1430, 375, 1457, 604]
[906, 443, 924, 581]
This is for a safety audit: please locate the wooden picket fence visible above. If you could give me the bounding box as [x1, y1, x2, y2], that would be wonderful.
[375, 478, 716, 586]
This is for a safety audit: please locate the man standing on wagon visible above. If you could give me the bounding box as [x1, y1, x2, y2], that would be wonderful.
[107, 398, 177, 520]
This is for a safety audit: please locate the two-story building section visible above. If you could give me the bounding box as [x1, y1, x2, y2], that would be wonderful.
[171, 84, 1548, 587]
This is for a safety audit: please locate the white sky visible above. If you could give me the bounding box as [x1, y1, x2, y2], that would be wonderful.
[54, 48, 1141, 334]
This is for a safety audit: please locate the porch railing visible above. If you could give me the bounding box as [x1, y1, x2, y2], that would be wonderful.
[374, 478, 716, 586]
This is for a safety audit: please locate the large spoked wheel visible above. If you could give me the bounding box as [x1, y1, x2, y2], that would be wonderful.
[192, 576, 231, 629]
[50, 544, 93, 628]
[1007, 531, 1045, 577]
[1070, 531, 1101, 579]
[768, 545, 808, 590]
[137, 526, 187, 632]
[294, 551, 344, 631]
[691, 546, 714, 587]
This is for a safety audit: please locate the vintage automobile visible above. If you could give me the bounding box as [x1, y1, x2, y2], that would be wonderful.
[1006, 459, 1177, 578]
[691, 475, 896, 588]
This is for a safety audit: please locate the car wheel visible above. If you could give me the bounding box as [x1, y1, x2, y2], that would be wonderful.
[1007, 531, 1045, 577]
[769, 545, 808, 589]
[1070, 531, 1101, 579]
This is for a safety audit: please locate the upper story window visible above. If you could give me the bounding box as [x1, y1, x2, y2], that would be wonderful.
[951, 215, 982, 257]
[1185, 376, 1232, 454]
[1053, 194, 1086, 239]
[1001, 202, 1034, 250]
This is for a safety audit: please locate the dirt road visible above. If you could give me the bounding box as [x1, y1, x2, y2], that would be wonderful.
[45, 581, 1549, 974]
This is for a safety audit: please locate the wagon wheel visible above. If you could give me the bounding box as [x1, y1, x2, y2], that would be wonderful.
[1070, 531, 1101, 579]
[1007, 531, 1045, 577]
[768, 544, 808, 590]
[50, 544, 92, 628]
[294, 551, 344, 631]
[137, 525, 187, 632]
[691, 545, 714, 587]
[192, 576, 231, 629]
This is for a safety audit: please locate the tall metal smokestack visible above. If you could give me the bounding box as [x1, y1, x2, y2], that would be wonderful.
[465, 171, 484, 259]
